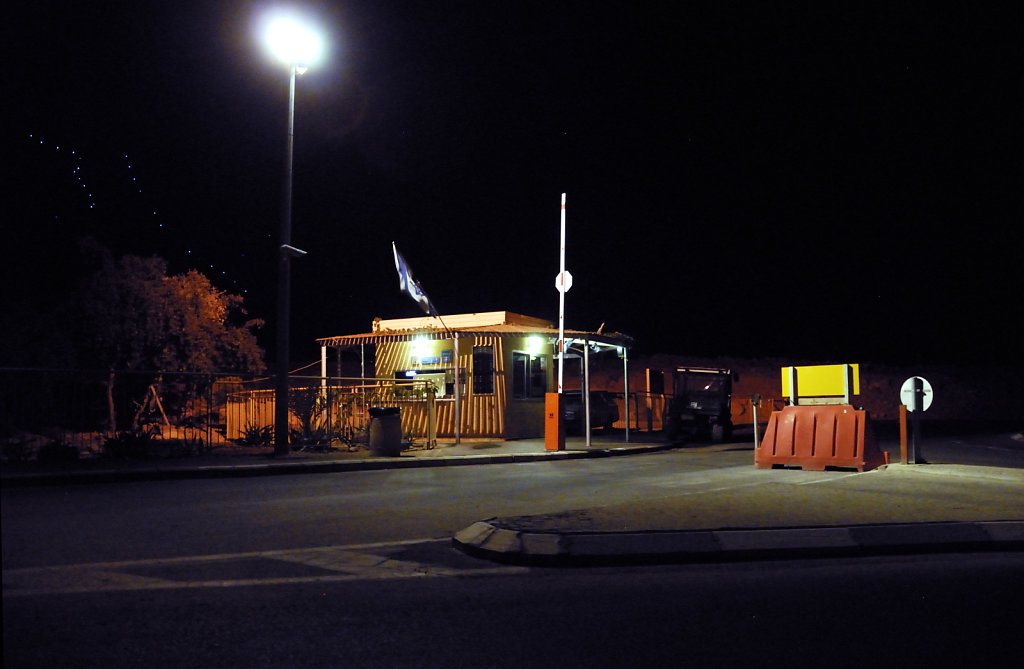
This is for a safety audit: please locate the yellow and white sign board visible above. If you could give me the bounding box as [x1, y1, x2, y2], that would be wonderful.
[781, 363, 860, 399]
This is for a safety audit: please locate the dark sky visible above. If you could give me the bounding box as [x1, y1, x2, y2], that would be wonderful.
[5, 1, 1022, 368]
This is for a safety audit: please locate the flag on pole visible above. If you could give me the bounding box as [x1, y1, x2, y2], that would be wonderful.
[393, 242, 438, 317]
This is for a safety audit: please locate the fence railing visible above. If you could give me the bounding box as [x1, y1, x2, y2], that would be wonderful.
[6, 368, 777, 460]
[224, 377, 414, 449]
[0, 368, 443, 460]
[0, 368, 267, 459]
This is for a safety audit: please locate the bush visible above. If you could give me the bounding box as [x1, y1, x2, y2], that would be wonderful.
[290, 426, 332, 451]
[3, 438, 33, 462]
[37, 440, 80, 463]
[103, 426, 159, 459]
[239, 423, 274, 447]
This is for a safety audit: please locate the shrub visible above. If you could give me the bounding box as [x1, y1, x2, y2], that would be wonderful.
[290, 426, 332, 451]
[239, 423, 274, 447]
[103, 426, 160, 459]
[37, 440, 80, 463]
[3, 438, 33, 462]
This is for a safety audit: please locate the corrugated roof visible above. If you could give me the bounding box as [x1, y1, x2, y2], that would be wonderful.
[317, 324, 632, 350]
[373, 311, 554, 332]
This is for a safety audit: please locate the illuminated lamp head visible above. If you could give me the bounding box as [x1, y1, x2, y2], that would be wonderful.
[259, 8, 326, 68]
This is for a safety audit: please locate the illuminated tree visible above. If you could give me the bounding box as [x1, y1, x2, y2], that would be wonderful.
[73, 252, 265, 431]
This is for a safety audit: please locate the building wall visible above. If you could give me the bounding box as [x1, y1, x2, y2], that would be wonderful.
[500, 337, 552, 439]
[374, 334, 553, 438]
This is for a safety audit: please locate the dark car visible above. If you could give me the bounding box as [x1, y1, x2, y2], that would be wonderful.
[663, 367, 735, 442]
[562, 390, 619, 433]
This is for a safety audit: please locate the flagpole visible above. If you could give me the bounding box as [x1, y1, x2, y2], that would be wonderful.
[453, 332, 461, 444]
[430, 311, 460, 445]
[392, 241, 458, 443]
[558, 193, 566, 394]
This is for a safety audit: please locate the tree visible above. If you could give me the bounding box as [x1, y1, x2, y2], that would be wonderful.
[71, 252, 265, 431]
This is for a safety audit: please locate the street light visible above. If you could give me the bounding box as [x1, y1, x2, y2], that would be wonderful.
[259, 9, 326, 456]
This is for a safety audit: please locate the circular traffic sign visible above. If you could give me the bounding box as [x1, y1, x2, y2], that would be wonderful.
[554, 270, 573, 293]
[900, 376, 933, 412]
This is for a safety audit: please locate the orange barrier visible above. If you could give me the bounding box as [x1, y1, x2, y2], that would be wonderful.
[755, 404, 887, 471]
[544, 392, 565, 451]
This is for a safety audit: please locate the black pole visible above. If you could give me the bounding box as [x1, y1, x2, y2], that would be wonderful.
[910, 376, 924, 464]
[274, 65, 297, 457]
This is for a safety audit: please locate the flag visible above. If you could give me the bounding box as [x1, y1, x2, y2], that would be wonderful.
[393, 242, 438, 316]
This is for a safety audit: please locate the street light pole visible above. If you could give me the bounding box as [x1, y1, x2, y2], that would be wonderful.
[259, 9, 324, 457]
[274, 63, 299, 457]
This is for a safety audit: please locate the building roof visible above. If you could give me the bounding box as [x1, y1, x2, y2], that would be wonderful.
[374, 311, 554, 331]
[317, 311, 632, 350]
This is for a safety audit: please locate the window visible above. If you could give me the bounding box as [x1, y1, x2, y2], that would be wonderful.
[472, 345, 494, 394]
[512, 351, 547, 399]
[394, 370, 447, 398]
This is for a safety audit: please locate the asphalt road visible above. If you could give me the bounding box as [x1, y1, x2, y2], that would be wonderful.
[4, 550, 1021, 668]
[3, 434, 1023, 667]
[3, 448, 751, 569]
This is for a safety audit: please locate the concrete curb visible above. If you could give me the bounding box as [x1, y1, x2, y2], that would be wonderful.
[0, 443, 679, 487]
[452, 520, 1024, 566]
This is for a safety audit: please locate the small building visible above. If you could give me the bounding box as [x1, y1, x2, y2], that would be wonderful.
[317, 311, 632, 440]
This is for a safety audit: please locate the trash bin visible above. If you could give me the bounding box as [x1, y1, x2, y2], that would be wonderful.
[367, 406, 403, 456]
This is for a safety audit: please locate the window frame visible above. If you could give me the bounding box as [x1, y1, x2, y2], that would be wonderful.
[511, 350, 547, 399]
[472, 345, 495, 395]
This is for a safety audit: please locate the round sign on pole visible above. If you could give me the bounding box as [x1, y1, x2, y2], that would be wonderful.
[900, 376, 933, 412]
[554, 270, 573, 293]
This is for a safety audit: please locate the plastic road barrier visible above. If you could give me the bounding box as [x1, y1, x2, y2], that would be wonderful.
[755, 404, 887, 471]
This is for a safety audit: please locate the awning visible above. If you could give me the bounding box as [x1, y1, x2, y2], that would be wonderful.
[317, 324, 632, 352]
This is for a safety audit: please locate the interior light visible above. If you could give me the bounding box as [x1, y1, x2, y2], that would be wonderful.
[412, 337, 431, 359]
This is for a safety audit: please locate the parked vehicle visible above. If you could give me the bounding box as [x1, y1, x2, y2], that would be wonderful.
[562, 390, 619, 433]
[663, 367, 736, 442]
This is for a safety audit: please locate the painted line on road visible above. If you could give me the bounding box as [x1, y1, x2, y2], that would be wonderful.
[2, 538, 528, 598]
[6, 536, 445, 573]
[3, 568, 528, 598]
[677, 481, 769, 495]
[886, 466, 1024, 483]
[794, 472, 870, 485]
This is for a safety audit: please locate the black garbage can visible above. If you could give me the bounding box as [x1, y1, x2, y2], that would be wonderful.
[367, 406, 403, 456]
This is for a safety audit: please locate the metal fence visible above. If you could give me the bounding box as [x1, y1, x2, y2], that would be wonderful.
[0, 368, 440, 460]
[0, 368, 261, 459]
[223, 376, 416, 449]
[1, 368, 684, 461]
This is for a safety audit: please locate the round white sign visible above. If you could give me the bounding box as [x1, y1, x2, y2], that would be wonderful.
[900, 376, 933, 412]
[554, 270, 573, 293]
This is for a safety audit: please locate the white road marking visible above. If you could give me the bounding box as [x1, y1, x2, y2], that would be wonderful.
[794, 472, 869, 485]
[3, 538, 527, 597]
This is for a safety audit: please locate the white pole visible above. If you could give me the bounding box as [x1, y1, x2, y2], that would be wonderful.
[320, 345, 327, 390]
[558, 193, 566, 394]
[622, 346, 629, 443]
[453, 332, 461, 444]
[583, 339, 591, 448]
[359, 343, 366, 408]
[320, 345, 328, 436]
[752, 400, 760, 450]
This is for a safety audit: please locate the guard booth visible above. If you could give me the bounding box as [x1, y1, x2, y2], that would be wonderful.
[755, 364, 887, 471]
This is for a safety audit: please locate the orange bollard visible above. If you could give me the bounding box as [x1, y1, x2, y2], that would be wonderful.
[544, 393, 565, 451]
[899, 404, 908, 465]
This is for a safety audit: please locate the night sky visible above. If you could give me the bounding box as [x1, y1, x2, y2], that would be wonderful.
[5, 2, 1022, 369]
